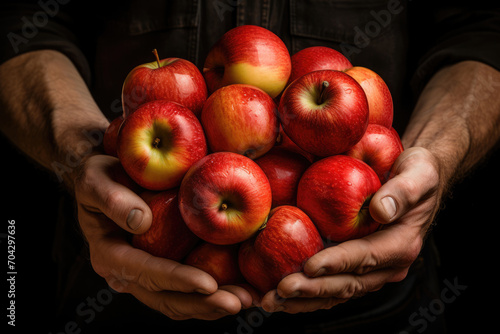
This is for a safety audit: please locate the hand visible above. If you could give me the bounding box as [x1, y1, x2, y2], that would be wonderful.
[260, 147, 442, 313]
[74, 154, 253, 320]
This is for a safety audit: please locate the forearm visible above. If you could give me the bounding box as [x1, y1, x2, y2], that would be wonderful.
[403, 61, 500, 192]
[0, 50, 108, 189]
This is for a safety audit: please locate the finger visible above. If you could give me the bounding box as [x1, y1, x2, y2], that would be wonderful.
[303, 229, 422, 279]
[275, 268, 403, 302]
[91, 233, 218, 294]
[219, 285, 254, 309]
[126, 282, 242, 320]
[369, 147, 440, 224]
[76, 155, 152, 234]
[304, 239, 376, 278]
[261, 289, 347, 314]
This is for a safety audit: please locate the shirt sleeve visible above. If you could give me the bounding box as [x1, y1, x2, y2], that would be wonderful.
[411, 5, 500, 94]
[0, 1, 91, 85]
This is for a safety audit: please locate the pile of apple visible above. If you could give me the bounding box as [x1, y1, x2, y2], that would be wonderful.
[103, 25, 403, 294]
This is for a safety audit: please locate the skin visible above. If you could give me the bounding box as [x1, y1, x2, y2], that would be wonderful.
[1, 49, 500, 319]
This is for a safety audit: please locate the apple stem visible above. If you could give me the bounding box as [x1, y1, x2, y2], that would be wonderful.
[152, 137, 161, 148]
[152, 49, 161, 68]
[317, 81, 330, 105]
[221, 203, 228, 211]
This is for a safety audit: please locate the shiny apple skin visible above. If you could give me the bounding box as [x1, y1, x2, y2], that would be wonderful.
[275, 125, 316, 163]
[132, 190, 199, 261]
[184, 242, 244, 286]
[238, 205, 324, 293]
[122, 57, 207, 118]
[178, 152, 272, 245]
[255, 147, 311, 208]
[117, 100, 207, 191]
[203, 25, 291, 99]
[279, 70, 369, 157]
[288, 46, 353, 85]
[344, 66, 393, 128]
[297, 155, 381, 242]
[103, 115, 124, 157]
[345, 124, 404, 183]
[201, 84, 279, 159]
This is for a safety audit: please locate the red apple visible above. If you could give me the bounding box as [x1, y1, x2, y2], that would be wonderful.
[122, 49, 207, 118]
[108, 159, 142, 193]
[117, 100, 207, 191]
[179, 152, 272, 245]
[203, 25, 291, 99]
[132, 190, 199, 261]
[279, 70, 369, 157]
[201, 84, 279, 159]
[254, 147, 310, 208]
[344, 66, 393, 128]
[103, 116, 124, 157]
[288, 46, 352, 85]
[297, 155, 381, 242]
[275, 125, 315, 163]
[238, 205, 324, 293]
[184, 242, 244, 286]
[345, 124, 404, 183]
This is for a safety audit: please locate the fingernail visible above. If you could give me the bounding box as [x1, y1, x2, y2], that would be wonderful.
[127, 209, 144, 230]
[381, 196, 397, 220]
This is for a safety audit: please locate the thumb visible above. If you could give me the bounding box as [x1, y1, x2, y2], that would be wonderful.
[369, 147, 440, 224]
[76, 155, 153, 234]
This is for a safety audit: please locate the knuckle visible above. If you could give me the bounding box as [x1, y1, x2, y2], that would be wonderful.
[338, 277, 364, 299]
[398, 176, 421, 204]
[103, 190, 125, 213]
[401, 239, 423, 266]
[390, 269, 410, 283]
[134, 257, 164, 292]
[157, 301, 183, 320]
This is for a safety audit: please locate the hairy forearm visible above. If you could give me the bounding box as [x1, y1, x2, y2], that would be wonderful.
[0, 50, 108, 188]
[403, 61, 500, 192]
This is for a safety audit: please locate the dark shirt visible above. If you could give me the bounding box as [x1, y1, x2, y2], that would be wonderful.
[1, 1, 499, 333]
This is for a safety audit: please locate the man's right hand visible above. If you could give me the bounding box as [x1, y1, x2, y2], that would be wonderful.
[73, 154, 253, 320]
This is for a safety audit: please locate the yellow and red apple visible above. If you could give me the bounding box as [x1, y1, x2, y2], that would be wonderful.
[203, 25, 291, 99]
[117, 100, 207, 191]
[178, 152, 272, 245]
[344, 66, 393, 128]
[279, 70, 369, 157]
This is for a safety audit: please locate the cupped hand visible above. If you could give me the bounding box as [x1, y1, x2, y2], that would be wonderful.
[73, 154, 253, 320]
[261, 147, 442, 313]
